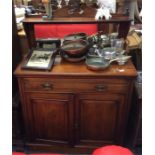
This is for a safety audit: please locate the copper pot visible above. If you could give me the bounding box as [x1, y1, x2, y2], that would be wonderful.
[61, 39, 89, 58]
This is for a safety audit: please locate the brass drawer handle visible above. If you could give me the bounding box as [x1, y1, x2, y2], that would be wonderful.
[41, 83, 53, 90]
[95, 84, 107, 92]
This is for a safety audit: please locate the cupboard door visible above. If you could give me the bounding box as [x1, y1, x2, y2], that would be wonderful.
[75, 93, 126, 147]
[24, 93, 74, 146]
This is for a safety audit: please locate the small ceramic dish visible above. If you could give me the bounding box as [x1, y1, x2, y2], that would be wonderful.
[116, 55, 131, 65]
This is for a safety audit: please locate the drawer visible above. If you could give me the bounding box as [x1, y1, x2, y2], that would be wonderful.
[22, 78, 129, 93]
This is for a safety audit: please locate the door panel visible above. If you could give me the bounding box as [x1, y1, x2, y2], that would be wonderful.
[80, 100, 118, 140]
[32, 99, 68, 141]
[76, 93, 125, 147]
[25, 93, 74, 146]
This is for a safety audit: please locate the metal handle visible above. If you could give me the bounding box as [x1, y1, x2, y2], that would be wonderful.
[95, 84, 107, 92]
[41, 83, 53, 90]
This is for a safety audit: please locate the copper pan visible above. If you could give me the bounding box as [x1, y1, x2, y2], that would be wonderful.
[61, 39, 89, 58]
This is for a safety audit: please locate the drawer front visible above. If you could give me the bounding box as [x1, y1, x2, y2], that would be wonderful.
[22, 78, 129, 93]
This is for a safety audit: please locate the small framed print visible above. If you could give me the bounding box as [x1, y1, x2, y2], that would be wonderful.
[22, 48, 57, 71]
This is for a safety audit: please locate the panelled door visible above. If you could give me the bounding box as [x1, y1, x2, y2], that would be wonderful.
[75, 93, 126, 148]
[24, 92, 75, 146]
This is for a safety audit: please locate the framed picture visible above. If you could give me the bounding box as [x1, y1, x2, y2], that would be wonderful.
[22, 48, 57, 71]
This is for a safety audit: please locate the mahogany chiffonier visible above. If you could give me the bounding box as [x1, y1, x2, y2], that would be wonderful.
[14, 58, 137, 153]
[14, 13, 135, 153]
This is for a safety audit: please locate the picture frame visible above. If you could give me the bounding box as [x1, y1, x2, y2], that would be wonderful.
[22, 48, 57, 71]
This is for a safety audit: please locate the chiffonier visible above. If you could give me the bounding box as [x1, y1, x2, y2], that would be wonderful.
[14, 14, 136, 153]
[14, 58, 137, 153]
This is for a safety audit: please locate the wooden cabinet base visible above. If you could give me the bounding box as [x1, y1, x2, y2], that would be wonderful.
[15, 60, 136, 153]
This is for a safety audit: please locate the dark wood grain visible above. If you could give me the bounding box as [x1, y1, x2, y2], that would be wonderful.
[25, 93, 74, 146]
[23, 14, 132, 23]
[15, 59, 137, 78]
[75, 93, 126, 147]
[15, 58, 136, 153]
[125, 82, 142, 147]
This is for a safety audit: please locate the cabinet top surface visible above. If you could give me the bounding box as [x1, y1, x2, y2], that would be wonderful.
[14, 57, 137, 78]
